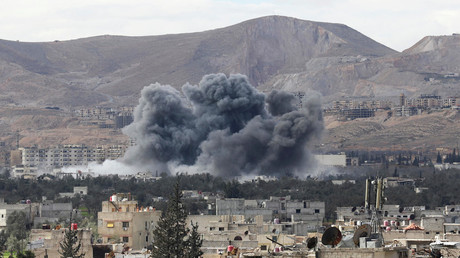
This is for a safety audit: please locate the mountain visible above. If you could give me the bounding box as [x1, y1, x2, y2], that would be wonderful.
[260, 34, 460, 103]
[0, 15, 397, 107]
[0, 15, 459, 152]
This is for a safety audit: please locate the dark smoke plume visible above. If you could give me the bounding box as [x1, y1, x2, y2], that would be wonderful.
[266, 90, 297, 116]
[122, 73, 323, 177]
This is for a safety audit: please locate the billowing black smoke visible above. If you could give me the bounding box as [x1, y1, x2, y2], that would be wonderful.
[122, 73, 323, 177]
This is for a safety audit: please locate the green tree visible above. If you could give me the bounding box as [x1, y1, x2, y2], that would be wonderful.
[436, 152, 442, 164]
[186, 222, 203, 258]
[224, 179, 241, 198]
[0, 230, 7, 251]
[6, 235, 27, 256]
[17, 250, 35, 258]
[151, 179, 202, 258]
[6, 211, 28, 241]
[58, 225, 85, 258]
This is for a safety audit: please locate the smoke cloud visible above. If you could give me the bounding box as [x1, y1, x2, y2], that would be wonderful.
[122, 73, 323, 177]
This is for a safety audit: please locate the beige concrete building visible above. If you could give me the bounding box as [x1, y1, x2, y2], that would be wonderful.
[97, 194, 161, 250]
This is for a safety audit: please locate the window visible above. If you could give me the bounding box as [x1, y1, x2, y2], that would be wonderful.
[315, 209, 320, 214]
[272, 236, 278, 242]
[210, 227, 215, 231]
[296, 209, 301, 214]
[146, 236, 149, 242]
[218, 227, 224, 231]
[107, 222, 114, 228]
[122, 237, 129, 243]
[261, 245, 267, 251]
[122, 222, 129, 227]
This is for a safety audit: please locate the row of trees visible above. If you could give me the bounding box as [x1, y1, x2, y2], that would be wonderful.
[437, 148, 460, 164]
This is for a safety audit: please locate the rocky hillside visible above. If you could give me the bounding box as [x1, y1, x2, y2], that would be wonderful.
[0, 16, 458, 152]
[322, 110, 460, 153]
[260, 34, 460, 104]
[0, 15, 396, 107]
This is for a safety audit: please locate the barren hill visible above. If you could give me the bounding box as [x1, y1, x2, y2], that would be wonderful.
[322, 110, 460, 153]
[0, 16, 459, 152]
[0, 16, 396, 107]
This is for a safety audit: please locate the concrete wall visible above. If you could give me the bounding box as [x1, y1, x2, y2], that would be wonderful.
[40, 202, 72, 218]
[314, 154, 346, 167]
[30, 228, 92, 258]
[421, 216, 445, 233]
[318, 248, 408, 258]
[0, 203, 39, 228]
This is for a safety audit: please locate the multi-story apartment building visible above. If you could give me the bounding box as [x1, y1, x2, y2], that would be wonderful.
[97, 193, 161, 250]
[16, 144, 127, 174]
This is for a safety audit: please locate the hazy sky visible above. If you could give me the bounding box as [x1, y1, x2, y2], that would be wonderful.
[1, 0, 459, 51]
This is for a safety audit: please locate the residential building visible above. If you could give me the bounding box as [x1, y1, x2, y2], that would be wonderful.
[11, 165, 38, 179]
[33, 201, 75, 227]
[16, 144, 127, 173]
[58, 186, 88, 198]
[97, 193, 161, 250]
[216, 196, 324, 228]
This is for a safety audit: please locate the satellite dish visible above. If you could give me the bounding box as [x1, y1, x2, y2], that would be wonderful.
[399, 207, 404, 213]
[409, 214, 416, 220]
[351, 206, 357, 212]
[451, 208, 455, 212]
[353, 224, 372, 246]
[321, 227, 342, 247]
[307, 237, 318, 249]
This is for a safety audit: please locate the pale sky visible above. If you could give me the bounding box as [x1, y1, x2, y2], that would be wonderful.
[1, 0, 459, 51]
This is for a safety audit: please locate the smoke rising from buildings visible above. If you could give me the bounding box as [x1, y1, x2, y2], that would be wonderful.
[122, 73, 323, 177]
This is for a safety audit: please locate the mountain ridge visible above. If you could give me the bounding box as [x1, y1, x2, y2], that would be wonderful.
[0, 15, 399, 107]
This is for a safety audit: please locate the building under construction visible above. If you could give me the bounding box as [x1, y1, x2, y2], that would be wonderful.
[339, 108, 375, 120]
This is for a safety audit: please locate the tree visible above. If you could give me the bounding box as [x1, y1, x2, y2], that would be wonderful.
[0, 230, 8, 252]
[58, 224, 85, 258]
[224, 179, 241, 198]
[6, 235, 27, 256]
[151, 179, 202, 258]
[436, 152, 442, 164]
[6, 211, 28, 241]
[186, 222, 203, 258]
